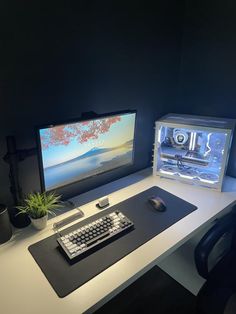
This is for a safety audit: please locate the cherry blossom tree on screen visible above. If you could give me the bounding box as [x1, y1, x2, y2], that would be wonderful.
[41, 116, 121, 149]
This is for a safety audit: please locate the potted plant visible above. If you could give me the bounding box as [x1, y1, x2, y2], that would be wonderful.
[16, 192, 62, 230]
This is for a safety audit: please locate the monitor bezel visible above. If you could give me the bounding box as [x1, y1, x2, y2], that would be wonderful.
[36, 110, 137, 193]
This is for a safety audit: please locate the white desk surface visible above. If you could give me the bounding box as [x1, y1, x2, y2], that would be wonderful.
[1, 168, 236, 314]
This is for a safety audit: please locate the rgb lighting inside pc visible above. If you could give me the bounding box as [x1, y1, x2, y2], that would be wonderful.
[153, 114, 234, 190]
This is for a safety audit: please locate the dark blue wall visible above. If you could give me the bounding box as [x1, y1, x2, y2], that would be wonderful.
[177, 0, 236, 176]
[0, 1, 184, 204]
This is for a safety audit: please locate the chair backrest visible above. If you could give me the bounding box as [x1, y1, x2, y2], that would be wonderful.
[195, 212, 236, 279]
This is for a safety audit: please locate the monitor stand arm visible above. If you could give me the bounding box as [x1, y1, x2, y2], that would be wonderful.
[3, 136, 37, 206]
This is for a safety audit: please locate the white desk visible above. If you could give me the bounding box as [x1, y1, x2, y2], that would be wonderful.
[1, 168, 236, 314]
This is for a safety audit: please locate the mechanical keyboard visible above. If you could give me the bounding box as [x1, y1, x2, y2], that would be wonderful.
[57, 210, 134, 260]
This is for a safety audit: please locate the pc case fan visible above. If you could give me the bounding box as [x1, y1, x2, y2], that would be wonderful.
[152, 114, 235, 191]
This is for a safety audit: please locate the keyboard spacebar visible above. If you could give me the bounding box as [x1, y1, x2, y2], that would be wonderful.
[86, 231, 110, 247]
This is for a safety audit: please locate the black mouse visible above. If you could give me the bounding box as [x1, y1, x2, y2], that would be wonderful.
[148, 196, 167, 212]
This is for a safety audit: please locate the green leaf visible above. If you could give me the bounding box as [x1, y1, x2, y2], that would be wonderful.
[16, 192, 63, 219]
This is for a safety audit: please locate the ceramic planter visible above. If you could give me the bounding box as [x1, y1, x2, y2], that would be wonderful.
[30, 214, 48, 230]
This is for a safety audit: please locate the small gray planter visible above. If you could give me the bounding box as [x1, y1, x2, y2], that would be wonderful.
[30, 214, 48, 230]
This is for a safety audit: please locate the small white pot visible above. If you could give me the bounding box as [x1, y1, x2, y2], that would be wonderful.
[30, 214, 48, 230]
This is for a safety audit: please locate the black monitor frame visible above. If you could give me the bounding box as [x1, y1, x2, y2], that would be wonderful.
[36, 109, 137, 194]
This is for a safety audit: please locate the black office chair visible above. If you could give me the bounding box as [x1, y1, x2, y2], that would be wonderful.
[194, 212, 236, 314]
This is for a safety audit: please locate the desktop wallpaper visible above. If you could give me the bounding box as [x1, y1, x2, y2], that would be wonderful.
[39, 113, 136, 190]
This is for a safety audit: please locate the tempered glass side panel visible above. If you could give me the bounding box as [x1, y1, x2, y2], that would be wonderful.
[155, 125, 230, 189]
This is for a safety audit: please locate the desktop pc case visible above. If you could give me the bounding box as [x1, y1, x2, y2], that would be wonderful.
[153, 114, 235, 191]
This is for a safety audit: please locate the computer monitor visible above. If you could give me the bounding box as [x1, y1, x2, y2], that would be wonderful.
[37, 111, 136, 192]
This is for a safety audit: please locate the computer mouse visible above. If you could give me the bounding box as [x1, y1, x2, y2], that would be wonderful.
[148, 196, 167, 212]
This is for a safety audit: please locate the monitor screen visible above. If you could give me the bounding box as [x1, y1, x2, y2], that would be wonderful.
[37, 111, 136, 192]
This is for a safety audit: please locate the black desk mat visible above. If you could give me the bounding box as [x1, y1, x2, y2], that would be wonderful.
[28, 186, 197, 298]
